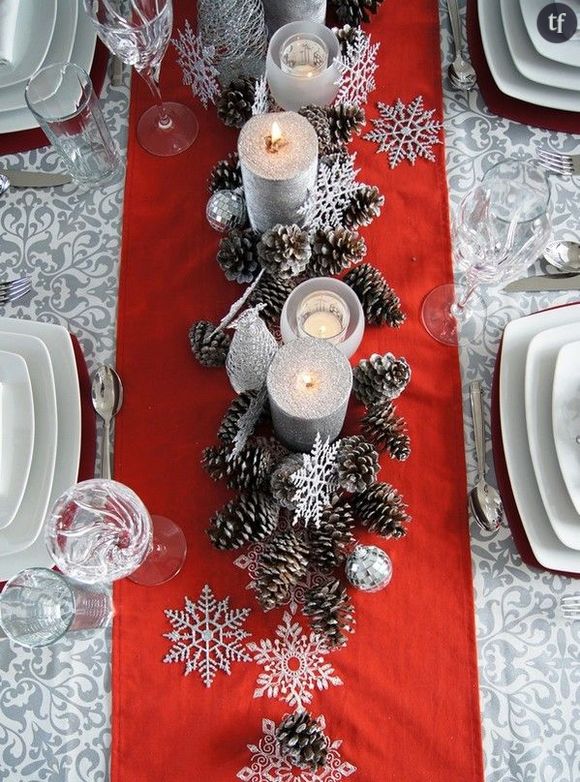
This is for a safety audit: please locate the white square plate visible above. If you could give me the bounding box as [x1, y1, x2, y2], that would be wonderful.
[0, 0, 58, 89]
[519, 0, 580, 68]
[552, 340, 580, 517]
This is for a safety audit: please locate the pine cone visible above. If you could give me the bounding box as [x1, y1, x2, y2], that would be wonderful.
[352, 482, 410, 538]
[343, 263, 406, 327]
[343, 185, 385, 229]
[217, 77, 255, 128]
[207, 492, 279, 549]
[218, 390, 265, 445]
[335, 435, 379, 493]
[188, 320, 231, 368]
[330, 0, 384, 27]
[270, 453, 304, 509]
[326, 104, 365, 148]
[353, 353, 411, 406]
[258, 224, 312, 280]
[208, 152, 243, 194]
[310, 227, 366, 276]
[276, 711, 328, 771]
[202, 442, 273, 492]
[333, 24, 357, 55]
[299, 105, 334, 155]
[308, 499, 355, 571]
[361, 401, 411, 461]
[304, 578, 355, 648]
[255, 528, 309, 610]
[217, 229, 260, 283]
[247, 273, 297, 326]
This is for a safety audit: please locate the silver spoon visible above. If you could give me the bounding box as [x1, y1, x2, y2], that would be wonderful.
[0, 175, 9, 197]
[543, 240, 580, 272]
[447, 0, 477, 91]
[91, 365, 123, 481]
[469, 381, 503, 532]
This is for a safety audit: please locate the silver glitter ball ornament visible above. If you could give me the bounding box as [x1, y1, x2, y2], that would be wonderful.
[206, 190, 247, 232]
[345, 545, 392, 592]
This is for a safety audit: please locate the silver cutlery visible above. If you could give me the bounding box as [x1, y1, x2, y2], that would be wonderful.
[537, 148, 580, 176]
[561, 595, 580, 620]
[468, 381, 504, 532]
[544, 240, 580, 272]
[91, 365, 124, 480]
[0, 276, 32, 305]
[0, 170, 73, 193]
[505, 274, 580, 293]
[446, 0, 477, 91]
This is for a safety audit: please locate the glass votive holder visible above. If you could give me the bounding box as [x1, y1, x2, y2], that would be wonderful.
[280, 33, 329, 77]
[266, 21, 341, 111]
[281, 277, 365, 358]
[297, 290, 350, 343]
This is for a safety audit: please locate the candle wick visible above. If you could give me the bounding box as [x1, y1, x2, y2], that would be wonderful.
[265, 135, 288, 153]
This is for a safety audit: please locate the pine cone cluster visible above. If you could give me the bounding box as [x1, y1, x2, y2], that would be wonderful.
[353, 482, 410, 538]
[299, 104, 365, 155]
[308, 499, 355, 572]
[217, 229, 260, 284]
[299, 105, 334, 155]
[217, 77, 255, 128]
[344, 185, 385, 229]
[208, 492, 278, 549]
[218, 390, 266, 446]
[276, 711, 328, 771]
[202, 441, 273, 492]
[270, 453, 304, 509]
[258, 224, 312, 280]
[361, 401, 411, 461]
[343, 263, 406, 327]
[255, 528, 309, 610]
[188, 320, 231, 368]
[335, 435, 379, 493]
[310, 227, 366, 276]
[304, 578, 355, 648]
[353, 352, 411, 406]
[330, 0, 384, 27]
[333, 24, 357, 55]
[208, 152, 242, 194]
[247, 273, 297, 326]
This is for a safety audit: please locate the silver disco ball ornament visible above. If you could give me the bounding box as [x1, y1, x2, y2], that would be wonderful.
[206, 189, 247, 232]
[345, 545, 392, 592]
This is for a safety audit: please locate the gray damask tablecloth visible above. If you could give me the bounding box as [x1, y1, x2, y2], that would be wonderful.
[1, 2, 580, 779]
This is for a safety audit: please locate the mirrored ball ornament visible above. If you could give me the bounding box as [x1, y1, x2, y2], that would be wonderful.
[345, 545, 393, 592]
[206, 189, 247, 232]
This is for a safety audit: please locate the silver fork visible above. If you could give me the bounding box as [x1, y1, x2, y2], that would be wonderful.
[561, 595, 580, 620]
[537, 148, 580, 176]
[0, 276, 32, 305]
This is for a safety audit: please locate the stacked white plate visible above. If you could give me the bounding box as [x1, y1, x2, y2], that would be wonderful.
[500, 304, 580, 573]
[0, 0, 97, 135]
[479, 0, 580, 111]
[0, 317, 81, 581]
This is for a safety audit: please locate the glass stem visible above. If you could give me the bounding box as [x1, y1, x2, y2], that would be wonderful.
[139, 65, 173, 129]
[450, 277, 478, 321]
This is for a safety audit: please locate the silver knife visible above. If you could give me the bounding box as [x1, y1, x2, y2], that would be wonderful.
[505, 274, 580, 293]
[1, 169, 73, 188]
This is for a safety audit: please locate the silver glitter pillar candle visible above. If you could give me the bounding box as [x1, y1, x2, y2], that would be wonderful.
[263, 0, 327, 37]
[238, 111, 318, 233]
[266, 338, 353, 452]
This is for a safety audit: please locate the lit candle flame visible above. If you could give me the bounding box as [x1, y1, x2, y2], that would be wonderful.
[300, 372, 317, 390]
[271, 121, 282, 144]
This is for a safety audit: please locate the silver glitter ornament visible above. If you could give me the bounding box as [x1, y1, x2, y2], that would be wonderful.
[345, 545, 392, 592]
[206, 190, 247, 232]
[226, 305, 278, 393]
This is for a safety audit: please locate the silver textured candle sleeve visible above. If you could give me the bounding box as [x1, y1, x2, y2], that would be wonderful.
[238, 112, 318, 233]
[262, 0, 327, 36]
[267, 338, 353, 452]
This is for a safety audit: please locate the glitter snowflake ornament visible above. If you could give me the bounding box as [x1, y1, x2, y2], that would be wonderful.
[252, 74, 270, 116]
[364, 96, 444, 169]
[335, 28, 380, 109]
[163, 584, 251, 687]
[172, 20, 221, 109]
[291, 434, 340, 528]
[299, 153, 364, 233]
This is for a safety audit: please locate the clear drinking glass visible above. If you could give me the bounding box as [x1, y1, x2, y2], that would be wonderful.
[82, 0, 198, 156]
[421, 160, 551, 346]
[0, 568, 112, 648]
[24, 62, 119, 186]
[45, 479, 187, 586]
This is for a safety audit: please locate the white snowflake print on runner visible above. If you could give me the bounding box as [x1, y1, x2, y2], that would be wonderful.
[291, 434, 340, 528]
[249, 609, 343, 709]
[335, 28, 380, 109]
[162, 584, 251, 687]
[172, 20, 221, 109]
[364, 96, 444, 169]
[237, 717, 356, 782]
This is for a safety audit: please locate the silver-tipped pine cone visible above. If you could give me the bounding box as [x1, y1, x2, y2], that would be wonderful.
[207, 492, 279, 549]
[218, 390, 266, 445]
[335, 435, 380, 492]
[304, 578, 355, 649]
[255, 528, 309, 611]
[326, 104, 365, 147]
[330, 0, 384, 26]
[299, 105, 334, 155]
[208, 152, 242, 194]
[188, 320, 231, 368]
[216, 77, 255, 128]
[257, 224, 312, 280]
[343, 185, 384, 229]
[333, 24, 357, 55]
[270, 453, 304, 509]
[276, 711, 329, 771]
[352, 481, 410, 538]
[202, 442, 273, 492]
[308, 499, 356, 572]
[217, 228, 260, 283]
[247, 273, 297, 326]
[310, 227, 366, 276]
[353, 352, 411, 406]
[343, 263, 406, 327]
[361, 401, 411, 461]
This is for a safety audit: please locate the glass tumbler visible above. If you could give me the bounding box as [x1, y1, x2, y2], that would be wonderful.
[25, 62, 119, 186]
[0, 568, 112, 648]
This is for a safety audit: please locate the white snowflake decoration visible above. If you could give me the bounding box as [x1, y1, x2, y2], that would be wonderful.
[364, 96, 444, 169]
[291, 434, 340, 528]
[249, 609, 342, 709]
[229, 385, 268, 460]
[237, 716, 356, 782]
[298, 153, 363, 232]
[335, 29, 380, 109]
[163, 584, 251, 687]
[252, 74, 270, 116]
[172, 20, 221, 109]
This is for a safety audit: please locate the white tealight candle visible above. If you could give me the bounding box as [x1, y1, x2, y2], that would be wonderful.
[297, 290, 350, 344]
[280, 33, 328, 78]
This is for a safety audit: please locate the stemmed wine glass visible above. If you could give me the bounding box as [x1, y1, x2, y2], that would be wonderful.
[421, 160, 552, 346]
[83, 0, 198, 156]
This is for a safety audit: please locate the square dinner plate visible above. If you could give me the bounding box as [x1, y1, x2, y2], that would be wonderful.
[0, 0, 58, 89]
[519, 0, 580, 68]
[552, 340, 580, 517]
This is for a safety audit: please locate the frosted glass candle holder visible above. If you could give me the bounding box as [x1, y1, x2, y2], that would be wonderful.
[297, 290, 350, 343]
[266, 21, 341, 111]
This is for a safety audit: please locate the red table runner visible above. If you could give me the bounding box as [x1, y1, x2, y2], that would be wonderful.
[112, 1, 484, 779]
